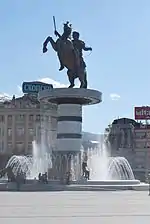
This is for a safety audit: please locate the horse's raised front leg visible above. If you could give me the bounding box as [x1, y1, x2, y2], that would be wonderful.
[43, 36, 50, 53]
[43, 36, 57, 53]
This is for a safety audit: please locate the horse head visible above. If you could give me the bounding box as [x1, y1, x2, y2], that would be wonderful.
[63, 21, 72, 39]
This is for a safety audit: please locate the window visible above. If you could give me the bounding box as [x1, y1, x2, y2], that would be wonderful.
[17, 127, 24, 136]
[29, 115, 34, 121]
[29, 128, 34, 136]
[0, 141, 4, 152]
[8, 128, 12, 136]
[135, 157, 145, 164]
[135, 151, 145, 157]
[19, 101, 22, 108]
[135, 142, 146, 148]
[36, 126, 41, 139]
[30, 104, 37, 109]
[45, 116, 49, 121]
[146, 142, 150, 148]
[28, 142, 32, 154]
[0, 127, 4, 137]
[4, 104, 13, 109]
[28, 142, 32, 149]
[8, 115, 12, 122]
[147, 132, 150, 138]
[0, 115, 4, 122]
[135, 132, 146, 139]
[20, 115, 24, 120]
[43, 104, 49, 109]
[16, 115, 24, 121]
[16, 142, 23, 153]
[8, 142, 12, 151]
[36, 115, 40, 121]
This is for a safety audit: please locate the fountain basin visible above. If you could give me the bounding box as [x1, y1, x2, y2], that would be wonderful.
[0, 179, 146, 191]
[72, 179, 141, 185]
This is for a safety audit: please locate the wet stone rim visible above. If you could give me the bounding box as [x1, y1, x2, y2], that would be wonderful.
[38, 88, 102, 106]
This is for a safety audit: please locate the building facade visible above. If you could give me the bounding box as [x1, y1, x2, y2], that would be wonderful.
[107, 118, 150, 181]
[0, 94, 57, 168]
[133, 124, 150, 180]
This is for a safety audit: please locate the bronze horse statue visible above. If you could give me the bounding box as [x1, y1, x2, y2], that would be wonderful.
[43, 21, 87, 88]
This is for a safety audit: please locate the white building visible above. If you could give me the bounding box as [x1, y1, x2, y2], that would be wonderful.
[0, 94, 57, 168]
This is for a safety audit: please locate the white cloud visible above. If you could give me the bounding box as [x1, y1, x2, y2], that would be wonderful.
[110, 93, 121, 101]
[39, 78, 67, 88]
[0, 93, 12, 101]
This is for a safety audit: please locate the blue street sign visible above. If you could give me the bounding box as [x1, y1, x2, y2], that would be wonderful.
[22, 81, 53, 94]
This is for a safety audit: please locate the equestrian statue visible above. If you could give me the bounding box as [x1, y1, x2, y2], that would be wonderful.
[42, 17, 92, 88]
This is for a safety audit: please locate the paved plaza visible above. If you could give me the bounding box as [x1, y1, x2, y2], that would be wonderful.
[0, 190, 150, 223]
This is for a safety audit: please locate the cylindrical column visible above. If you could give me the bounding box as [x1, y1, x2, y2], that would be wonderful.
[56, 104, 82, 152]
[38, 87, 102, 181]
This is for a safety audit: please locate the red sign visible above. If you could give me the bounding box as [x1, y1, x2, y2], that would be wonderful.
[135, 107, 150, 120]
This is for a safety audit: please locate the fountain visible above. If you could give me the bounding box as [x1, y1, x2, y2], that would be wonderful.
[5, 140, 52, 179]
[2, 129, 140, 187]
[6, 155, 32, 177]
[0, 134, 144, 190]
[5, 142, 135, 181]
[76, 138, 141, 187]
[87, 143, 135, 181]
[31, 140, 52, 178]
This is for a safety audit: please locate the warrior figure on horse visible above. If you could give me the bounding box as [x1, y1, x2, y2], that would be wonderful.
[43, 19, 92, 88]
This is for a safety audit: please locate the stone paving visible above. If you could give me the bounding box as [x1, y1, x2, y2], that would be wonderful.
[0, 190, 150, 223]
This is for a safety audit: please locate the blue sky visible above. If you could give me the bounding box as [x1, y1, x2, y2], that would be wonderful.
[0, 0, 150, 134]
